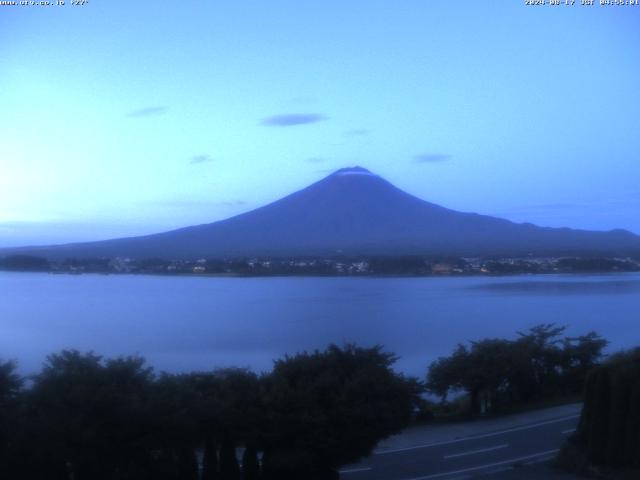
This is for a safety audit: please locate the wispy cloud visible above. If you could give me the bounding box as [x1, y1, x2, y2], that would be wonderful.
[126, 106, 168, 118]
[344, 129, 370, 136]
[260, 113, 327, 127]
[414, 153, 451, 163]
[189, 154, 214, 165]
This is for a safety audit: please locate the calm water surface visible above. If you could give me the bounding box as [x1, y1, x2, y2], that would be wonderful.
[1, 272, 639, 377]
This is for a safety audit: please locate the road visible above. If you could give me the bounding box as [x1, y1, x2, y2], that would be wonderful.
[339, 404, 582, 480]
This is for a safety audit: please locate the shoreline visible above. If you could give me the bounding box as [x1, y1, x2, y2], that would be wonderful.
[1, 269, 639, 279]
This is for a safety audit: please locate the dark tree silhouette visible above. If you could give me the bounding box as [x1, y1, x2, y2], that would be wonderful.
[24, 351, 156, 479]
[261, 344, 422, 479]
[571, 348, 640, 469]
[202, 436, 220, 480]
[2, 345, 419, 479]
[241, 444, 260, 480]
[427, 325, 608, 414]
[0, 360, 23, 478]
[219, 439, 241, 480]
[185, 368, 265, 479]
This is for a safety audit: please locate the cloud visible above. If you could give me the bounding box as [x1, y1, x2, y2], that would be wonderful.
[414, 153, 452, 163]
[189, 154, 214, 165]
[126, 106, 168, 118]
[260, 113, 327, 127]
[305, 157, 326, 164]
[344, 129, 370, 136]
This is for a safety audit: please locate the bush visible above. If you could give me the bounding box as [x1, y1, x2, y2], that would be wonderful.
[262, 344, 423, 478]
[574, 348, 640, 470]
[0, 345, 421, 479]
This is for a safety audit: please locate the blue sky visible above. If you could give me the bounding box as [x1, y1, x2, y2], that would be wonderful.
[1, 1, 639, 247]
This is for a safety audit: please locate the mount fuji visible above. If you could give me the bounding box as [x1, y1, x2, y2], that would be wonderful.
[4, 167, 640, 260]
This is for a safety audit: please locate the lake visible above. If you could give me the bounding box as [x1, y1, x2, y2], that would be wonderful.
[1, 272, 639, 377]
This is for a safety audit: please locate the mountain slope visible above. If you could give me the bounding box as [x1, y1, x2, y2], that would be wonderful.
[4, 167, 640, 259]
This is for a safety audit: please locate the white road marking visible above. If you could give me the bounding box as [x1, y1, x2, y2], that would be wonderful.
[561, 428, 576, 435]
[339, 466, 373, 474]
[401, 449, 560, 480]
[443, 444, 508, 459]
[375, 414, 579, 455]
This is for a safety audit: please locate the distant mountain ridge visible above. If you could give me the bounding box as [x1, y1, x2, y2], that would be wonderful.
[3, 167, 640, 260]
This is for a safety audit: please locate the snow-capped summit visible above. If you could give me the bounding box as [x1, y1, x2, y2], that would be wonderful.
[332, 166, 377, 176]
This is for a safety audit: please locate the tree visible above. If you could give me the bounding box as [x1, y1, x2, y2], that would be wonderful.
[202, 436, 220, 480]
[573, 348, 640, 469]
[241, 444, 260, 480]
[464, 339, 516, 414]
[0, 360, 23, 477]
[516, 324, 565, 393]
[148, 373, 201, 480]
[427, 325, 609, 415]
[185, 368, 265, 479]
[26, 350, 156, 480]
[0, 360, 21, 402]
[261, 344, 422, 479]
[426, 344, 469, 402]
[219, 439, 241, 480]
[560, 332, 608, 393]
[427, 340, 516, 414]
